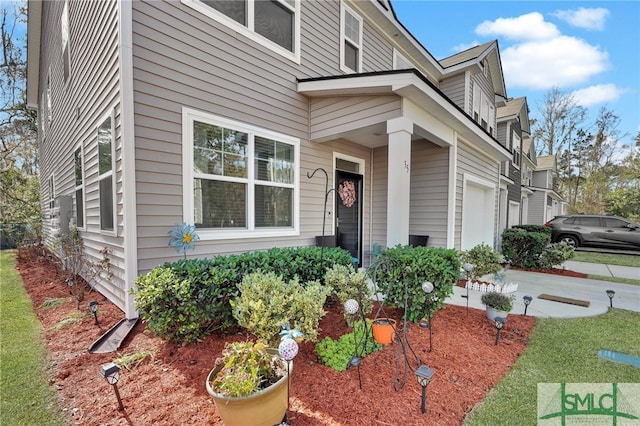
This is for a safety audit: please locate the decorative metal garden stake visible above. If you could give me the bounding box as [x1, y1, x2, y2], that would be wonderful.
[99, 362, 124, 411]
[279, 324, 302, 425]
[414, 365, 434, 414]
[462, 263, 474, 315]
[344, 298, 364, 389]
[522, 295, 532, 316]
[606, 290, 615, 308]
[419, 282, 434, 352]
[88, 300, 99, 325]
[494, 316, 506, 346]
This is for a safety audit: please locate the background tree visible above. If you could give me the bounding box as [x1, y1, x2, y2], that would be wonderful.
[1, 0, 39, 245]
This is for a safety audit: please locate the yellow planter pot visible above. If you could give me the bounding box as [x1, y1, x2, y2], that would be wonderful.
[206, 350, 291, 426]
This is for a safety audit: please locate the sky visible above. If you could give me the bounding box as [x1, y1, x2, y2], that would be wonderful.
[391, 0, 640, 150]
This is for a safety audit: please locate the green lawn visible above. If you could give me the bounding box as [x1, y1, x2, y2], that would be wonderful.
[572, 251, 640, 268]
[0, 250, 65, 426]
[464, 309, 640, 425]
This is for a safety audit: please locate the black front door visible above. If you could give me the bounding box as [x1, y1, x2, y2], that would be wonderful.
[335, 171, 363, 266]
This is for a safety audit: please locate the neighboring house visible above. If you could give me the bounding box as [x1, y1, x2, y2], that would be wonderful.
[27, 0, 514, 319]
[526, 154, 566, 225]
[496, 96, 530, 240]
[520, 136, 537, 225]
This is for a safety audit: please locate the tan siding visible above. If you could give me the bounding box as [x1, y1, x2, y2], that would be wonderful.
[439, 73, 466, 111]
[410, 141, 450, 247]
[371, 146, 388, 249]
[37, 0, 127, 310]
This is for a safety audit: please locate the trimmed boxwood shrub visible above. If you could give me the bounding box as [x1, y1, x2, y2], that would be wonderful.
[370, 245, 460, 322]
[132, 246, 353, 343]
[501, 227, 551, 268]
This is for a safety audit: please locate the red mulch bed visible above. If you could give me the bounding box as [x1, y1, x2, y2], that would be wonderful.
[16, 250, 540, 426]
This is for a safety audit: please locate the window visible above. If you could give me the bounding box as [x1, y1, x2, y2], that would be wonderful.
[472, 83, 495, 136]
[393, 48, 413, 70]
[183, 108, 299, 239]
[186, 0, 300, 62]
[48, 175, 55, 209]
[74, 146, 84, 228]
[46, 69, 52, 124]
[512, 132, 521, 169]
[61, 0, 71, 82]
[98, 115, 114, 232]
[341, 3, 362, 73]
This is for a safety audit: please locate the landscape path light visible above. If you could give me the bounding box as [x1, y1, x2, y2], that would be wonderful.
[418, 282, 434, 352]
[493, 316, 506, 346]
[522, 295, 532, 316]
[414, 365, 435, 414]
[99, 362, 124, 411]
[606, 290, 615, 308]
[88, 301, 99, 325]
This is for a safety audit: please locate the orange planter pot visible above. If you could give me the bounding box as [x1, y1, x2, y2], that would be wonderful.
[372, 318, 397, 345]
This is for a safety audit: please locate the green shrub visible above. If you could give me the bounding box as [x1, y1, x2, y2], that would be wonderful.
[370, 246, 460, 322]
[501, 228, 551, 268]
[538, 242, 575, 269]
[231, 272, 330, 346]
[132, 260, 236, 343]
[459, 243, 502, 280]
[513, 224, 552, 235]
[324, 264, 374, 317]
[480, 291, 515, 312]
[315, 319, 381, 371]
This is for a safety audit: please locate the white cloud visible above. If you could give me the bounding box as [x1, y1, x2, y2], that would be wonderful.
[452, 41, 481, 53]
[570, 84, 626, 107]
[475, 12, 559, 41]
[552, 7, 609, 31]
[501, 36, 609, 90]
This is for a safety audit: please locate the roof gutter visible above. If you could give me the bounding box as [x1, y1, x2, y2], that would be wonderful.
[26, 0, 42, 110]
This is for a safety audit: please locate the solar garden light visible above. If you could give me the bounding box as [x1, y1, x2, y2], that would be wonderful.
[344, 299, 361, 367]
[522, 295, 533, 316]
[419, 282, 434, 352]
[414, 365, 435, 414]
[88, 301, 99, 325]
[462, 263, 474, 315]
[99, 362, 124, 411]
[606, 290, 615, 308]
[494, 316, 506, 346]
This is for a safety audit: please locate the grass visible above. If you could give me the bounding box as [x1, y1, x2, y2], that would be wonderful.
[0, 250, 65, 426]
[113, 349, 156, 370]
[464, 309, 640, 425]
[572, 251, 640, 267]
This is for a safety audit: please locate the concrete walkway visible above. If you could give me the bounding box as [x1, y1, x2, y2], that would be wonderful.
[562, 260, 639, 280]
[445, 265, 640, 319]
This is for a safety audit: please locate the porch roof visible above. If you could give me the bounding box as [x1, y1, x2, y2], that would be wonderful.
[297, 69, 511, 161]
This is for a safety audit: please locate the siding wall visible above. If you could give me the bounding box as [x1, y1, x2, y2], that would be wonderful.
[38, 1, 127, 306]
[131, 0, 398, 272]
[439, 72, 466, 111]
[409, 141, 450, 247]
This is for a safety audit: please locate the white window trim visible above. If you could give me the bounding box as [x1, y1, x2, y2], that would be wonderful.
[46, 68, 52, 125]
[182, 107, 300, 240]
[340, 2, 363, 73]
[182, 0, 300, 64]
[61, 0, 70, 84]
[48, 174, 55, 209]
[74, 144, 85, 230]
[97, 110, 116, 236]
[512, 132, 521, 170]
[392, 48, 413, 70]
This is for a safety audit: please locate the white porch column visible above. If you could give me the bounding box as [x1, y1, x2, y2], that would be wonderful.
[386, 117, 413, 247]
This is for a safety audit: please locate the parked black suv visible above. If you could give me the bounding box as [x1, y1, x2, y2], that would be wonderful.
[544, 214, 640, 250]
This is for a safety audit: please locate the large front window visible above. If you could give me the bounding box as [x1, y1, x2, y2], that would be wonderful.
[186, 0, 299, 62]
[184, 109, 298, 239]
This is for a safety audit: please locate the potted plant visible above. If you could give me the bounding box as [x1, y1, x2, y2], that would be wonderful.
[206, 341, 290, 426]
[206, 272, 328, 425]
[481, 291, 515, 321]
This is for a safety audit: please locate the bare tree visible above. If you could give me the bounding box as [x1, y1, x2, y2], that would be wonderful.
[532, 86, 586, 157]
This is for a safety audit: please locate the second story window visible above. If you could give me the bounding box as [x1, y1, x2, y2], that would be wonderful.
[187, 0, 300, 62]
[341, 3, 362, 73]
[512, 132, 521, 169]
